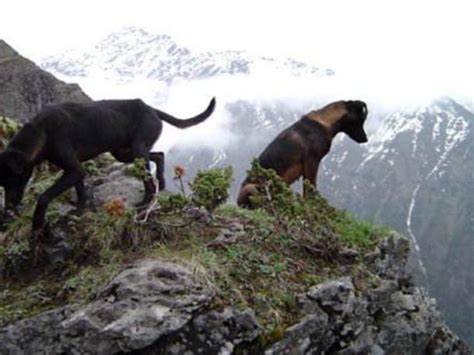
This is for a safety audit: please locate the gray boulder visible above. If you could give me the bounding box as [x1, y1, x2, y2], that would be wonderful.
[1, 260, 204, 354]
[89, 163, 145, 208]
[0, 260, 261, 354]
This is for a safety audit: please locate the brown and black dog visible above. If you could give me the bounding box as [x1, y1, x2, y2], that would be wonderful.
[237, 100, 368, 206]
[0, 97, 216, 235]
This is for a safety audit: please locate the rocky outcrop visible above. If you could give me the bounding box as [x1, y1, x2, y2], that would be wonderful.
[319, 100, 474, 347]
[89, 162, 145, 208]
[0, 233, 469, 354]
[268, 234, 469, 354]
[0, 260, 260, 354]
[0, 40, 90, 122]
[269, 277, 467, 354]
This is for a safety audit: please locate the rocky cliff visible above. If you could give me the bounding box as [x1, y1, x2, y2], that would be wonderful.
[319, 99, 474, 345]
[0, 40, 90, 122]
[0, 229, 469, 354]
[0, 161, 470, 354]
[165, 98, 474, 347]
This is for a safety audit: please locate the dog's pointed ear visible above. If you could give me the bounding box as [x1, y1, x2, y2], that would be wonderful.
[0, 150, 27, 174]
[345, 100, 368, 119]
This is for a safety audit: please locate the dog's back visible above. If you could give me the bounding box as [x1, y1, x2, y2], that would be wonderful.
[237, 100, 368, 207]
[24, 99, 157, 163]
[11, 97, 215, 167]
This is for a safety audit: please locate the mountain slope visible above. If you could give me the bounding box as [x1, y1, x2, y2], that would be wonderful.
[0, 40, 90, 122]
[41, 26, 333, 84]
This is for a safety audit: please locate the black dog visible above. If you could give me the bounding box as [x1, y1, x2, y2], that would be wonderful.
[237, 100, 368, 206]
[0, 97, 216, 235]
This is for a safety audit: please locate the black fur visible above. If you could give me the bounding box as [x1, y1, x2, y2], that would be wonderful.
[0, 97, 216, 234]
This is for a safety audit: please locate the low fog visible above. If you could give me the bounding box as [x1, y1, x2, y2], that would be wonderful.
[65, 66, 471, 154]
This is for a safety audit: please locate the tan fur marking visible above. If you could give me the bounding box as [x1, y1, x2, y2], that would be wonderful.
[306, 101, 347, 131]
[281, 163, 303, 184]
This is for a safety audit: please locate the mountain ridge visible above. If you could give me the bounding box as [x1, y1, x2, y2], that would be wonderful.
[41, 26, 334, 83]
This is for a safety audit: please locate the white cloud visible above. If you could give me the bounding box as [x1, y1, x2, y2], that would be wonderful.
[2, 0, 472, 107]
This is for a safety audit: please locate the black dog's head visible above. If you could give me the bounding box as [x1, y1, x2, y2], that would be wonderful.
[340, 100, 369, 143]
[0, 149, 32, 209]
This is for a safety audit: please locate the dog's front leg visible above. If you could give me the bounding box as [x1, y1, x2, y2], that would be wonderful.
[303, 160, 319, 198]
[33, 169, 85, 233]
[74, 180, 93, 210]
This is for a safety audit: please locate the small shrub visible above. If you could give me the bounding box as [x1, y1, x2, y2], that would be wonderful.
[0, 117, 20, 149]
[83, 154, 115, 175]
[244, 160, 332, 222]
[125, 158, 149, 180]
[156, 193, 189, 213]
[189, 167, 233, 213]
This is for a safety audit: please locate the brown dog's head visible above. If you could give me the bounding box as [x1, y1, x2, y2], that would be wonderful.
[0, 149, 32, 209]
[339, 100, 369, 143]
[309, 100, 369, 143]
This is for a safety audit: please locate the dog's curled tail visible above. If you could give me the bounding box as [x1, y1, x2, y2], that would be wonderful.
[155, 97, 216, 128]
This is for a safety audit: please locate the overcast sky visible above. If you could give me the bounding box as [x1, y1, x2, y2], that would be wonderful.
[1, 0, 473, 100]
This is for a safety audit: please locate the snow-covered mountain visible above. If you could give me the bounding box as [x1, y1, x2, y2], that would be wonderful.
[39, 27, 473, 347]
[41, 26, 333, 84]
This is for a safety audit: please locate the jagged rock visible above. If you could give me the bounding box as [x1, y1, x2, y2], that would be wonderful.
[0, 234, 470, 354]
[365, 231, 411, 280]
[137, 308, 261, 354]
[0, 40, 90, 123]
[305, 277, 355, 314]
[270, 275, 469, 354]
[268, 234, 470, 355]
[0, 260, 212, 354]
[426, 327, 473, 355]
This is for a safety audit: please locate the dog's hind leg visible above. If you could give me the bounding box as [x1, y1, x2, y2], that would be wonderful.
[149, 152, 165, 191]
[303, 159, 319, 198]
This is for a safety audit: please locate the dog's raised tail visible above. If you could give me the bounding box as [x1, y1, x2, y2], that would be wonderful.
[155, 97, 216, 128]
